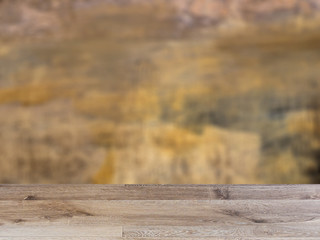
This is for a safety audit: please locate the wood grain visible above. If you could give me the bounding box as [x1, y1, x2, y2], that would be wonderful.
[0, 185, 320, 239]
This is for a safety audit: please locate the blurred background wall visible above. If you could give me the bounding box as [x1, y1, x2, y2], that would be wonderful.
[0, 0, 320, 184]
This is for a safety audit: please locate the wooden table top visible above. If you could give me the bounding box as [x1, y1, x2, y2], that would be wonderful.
[0, 184, 320, 239]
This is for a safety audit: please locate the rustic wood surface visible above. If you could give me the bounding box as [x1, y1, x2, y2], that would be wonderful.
[0, 184, 320, 239]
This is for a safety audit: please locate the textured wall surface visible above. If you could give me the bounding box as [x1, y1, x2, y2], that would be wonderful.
[0, 0, 320, 183]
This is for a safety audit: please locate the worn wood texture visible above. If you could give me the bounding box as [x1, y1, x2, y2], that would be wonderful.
[0, 185, 320, 239]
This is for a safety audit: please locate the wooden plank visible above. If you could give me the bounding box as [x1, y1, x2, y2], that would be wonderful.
[0, 185, 320, 238]
[1, 239, 320, 240]
[1, 200, 320, 226]
[0, 225, 122, 237]
[0, 238, 114, 240]
[123, 224, 320, 238]
[0, 184, 320, 200]
[1, 238, 320, 240]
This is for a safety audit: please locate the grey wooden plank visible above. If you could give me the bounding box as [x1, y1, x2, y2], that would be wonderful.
[0, 225, 122, 237]
[0, 238, 320, 240]
[1, 200, 320, 232]
[123, 224, 320, 238]
[0, 238, 114, 240]
[0, 185, 320, 200]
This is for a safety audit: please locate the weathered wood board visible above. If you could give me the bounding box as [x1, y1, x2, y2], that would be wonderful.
[0, 185, 320, 239]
